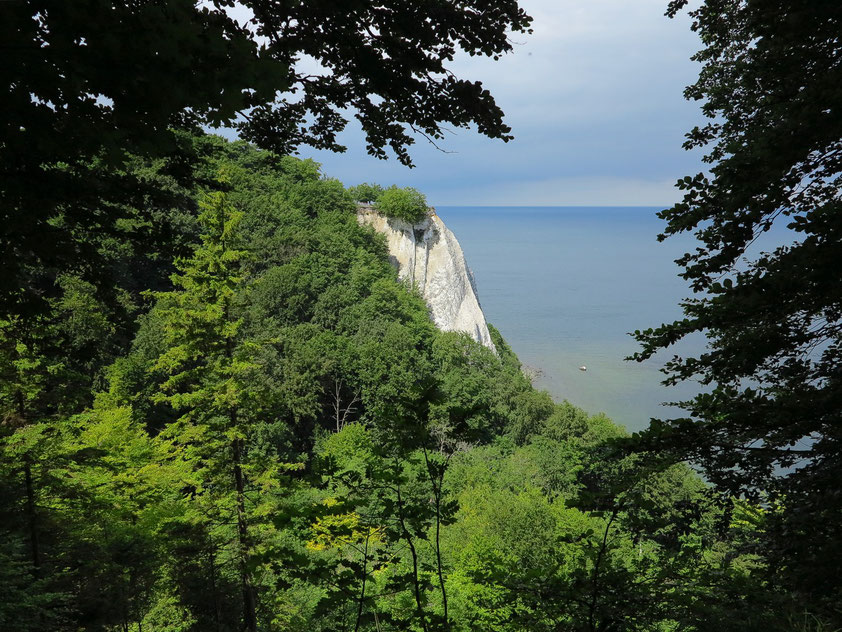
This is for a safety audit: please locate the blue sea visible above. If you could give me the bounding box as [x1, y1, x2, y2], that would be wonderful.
[436, 206, 703, 434]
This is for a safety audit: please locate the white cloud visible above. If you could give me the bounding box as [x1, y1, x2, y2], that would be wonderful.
[433, 175, 680, 207]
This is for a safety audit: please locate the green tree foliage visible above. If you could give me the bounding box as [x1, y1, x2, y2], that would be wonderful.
[150, 184, 266, 629]
[440, 413, 774, 632]
[0, 135, 791, 630]
[631, 1, 842, 619]
[375, 186, 430, 224]
[1, 0, 532, 319]
[348, 183, 385, 205]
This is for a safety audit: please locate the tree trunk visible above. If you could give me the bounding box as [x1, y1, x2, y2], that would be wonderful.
[395, 473, 429, 632]
[16, 389, 39, 572]
[422, 447, 449, 630]
[232, 431, 257, 632]
[24, 457, 39, 571]
[588, 509, 618, 632]
[353, 533, 370, 632]
[208, 547, 222, 632]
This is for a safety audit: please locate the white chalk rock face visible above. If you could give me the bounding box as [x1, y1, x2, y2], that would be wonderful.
[357, 206, 496, 352]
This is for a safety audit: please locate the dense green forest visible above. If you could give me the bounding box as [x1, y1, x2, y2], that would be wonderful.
[4, 0, 842, 629]
[0, 135, 820, 631]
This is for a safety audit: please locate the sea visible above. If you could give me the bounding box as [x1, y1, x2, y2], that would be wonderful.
[436, 206, 704, 434]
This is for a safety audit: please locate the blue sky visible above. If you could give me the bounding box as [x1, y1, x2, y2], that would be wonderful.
[238, 1, 707, 207]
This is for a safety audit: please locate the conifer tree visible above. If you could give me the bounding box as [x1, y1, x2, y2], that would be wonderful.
[152, 183, 261, 630]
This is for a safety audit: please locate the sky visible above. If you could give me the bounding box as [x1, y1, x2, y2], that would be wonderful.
[234, 0, 707, 207]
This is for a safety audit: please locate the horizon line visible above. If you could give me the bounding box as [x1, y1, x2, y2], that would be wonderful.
[432, 204, 671, 208]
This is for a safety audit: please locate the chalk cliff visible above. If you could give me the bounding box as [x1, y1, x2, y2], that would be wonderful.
[357, 206, 496, 352]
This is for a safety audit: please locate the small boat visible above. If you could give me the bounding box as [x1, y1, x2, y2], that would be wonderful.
[579, 366, 587, 372]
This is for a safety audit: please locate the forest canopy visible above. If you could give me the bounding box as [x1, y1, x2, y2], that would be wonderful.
[0, 136, 793, 631]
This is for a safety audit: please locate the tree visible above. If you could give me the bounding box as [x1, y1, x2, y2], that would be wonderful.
[375, 186, 430, 224]
[631, 0, 842, 617]
[151, 184, 262, 630]
[1, 0, 532, 318]
[348, 183, 385, 205]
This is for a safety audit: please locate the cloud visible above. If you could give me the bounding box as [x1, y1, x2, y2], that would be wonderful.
[434, 175, 681, 207]
[292, 0, 707, 205]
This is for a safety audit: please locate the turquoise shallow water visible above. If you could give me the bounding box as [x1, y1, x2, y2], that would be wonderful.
[435, 206, 702, 434]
